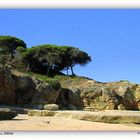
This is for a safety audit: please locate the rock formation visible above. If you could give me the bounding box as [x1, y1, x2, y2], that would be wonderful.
[28, 110, 140, 124]
[0, 108, 17, 120]
[31, 79, 61, 106]
[0, 66, 140, 111]
[57, 77, 140, 111]
[0, 67, 16, 104]
[0, 66, 62, 108]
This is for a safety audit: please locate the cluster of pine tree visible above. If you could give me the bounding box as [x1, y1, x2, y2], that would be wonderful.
[0, 36, 91, 76]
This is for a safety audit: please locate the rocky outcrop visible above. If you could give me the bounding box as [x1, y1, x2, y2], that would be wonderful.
[0, 67, 16, 104]
[58, 78, 140, 111]
[55, 110, 140, 124]
[28, 110, 140, 124]
[31, 79, 61, 107]
[15, 76, 36, 104]
[56, 88, 83, 109]
[0, 108, 17, 120]
[0, 67, 62, 108]
[0, 66, 140, 111]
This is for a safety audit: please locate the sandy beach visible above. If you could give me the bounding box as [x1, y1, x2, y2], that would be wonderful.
[0, 114, 140, 131]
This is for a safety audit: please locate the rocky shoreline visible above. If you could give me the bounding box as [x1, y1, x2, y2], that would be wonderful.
[0, 66, 140, 129]
[0, 112, 140, 131]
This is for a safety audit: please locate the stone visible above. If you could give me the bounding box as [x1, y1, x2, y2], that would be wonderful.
[44, 104, 59, 111]
[55, 110, 140, 124]
[28, 110, 55, 116]
[0, 108, 17, 120]
[84, 107, 95, 111]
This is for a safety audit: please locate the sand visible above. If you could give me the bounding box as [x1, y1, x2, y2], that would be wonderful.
[0, 114, 140, 131]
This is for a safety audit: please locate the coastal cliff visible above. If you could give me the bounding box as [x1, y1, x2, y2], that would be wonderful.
[0, 66, 140, 111]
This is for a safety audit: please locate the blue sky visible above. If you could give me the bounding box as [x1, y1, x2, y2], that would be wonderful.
[0, 9, 140, 83]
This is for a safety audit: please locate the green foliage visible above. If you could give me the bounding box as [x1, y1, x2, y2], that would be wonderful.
[25, 72, 61, 90]
[36, 75, 60, 90]
[16, 46, 26, 54]
[120, 80, 130, 83]
[0, 54, 9, 66]
[70, 48, 91, 65]
[0, 36, 26, 53]
[0, 35, 91, 76]
[21, 44, 91, 76]
[0, 48, 9, 55]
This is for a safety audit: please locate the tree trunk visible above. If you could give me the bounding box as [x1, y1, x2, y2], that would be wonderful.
[66, 67, 69, 76]
[70, 66, 75, 76]
[47, 65, 51, 76]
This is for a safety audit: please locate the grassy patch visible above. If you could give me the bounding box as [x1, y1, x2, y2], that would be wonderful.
[25, 72, 61, 90]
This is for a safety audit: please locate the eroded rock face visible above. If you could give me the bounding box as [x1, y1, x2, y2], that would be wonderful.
[0, 66, 140, 111]
[15, 76, 36, 104]
[0, 67, 61, 107]
[82, 82, 140, 110]
[0, 67, 16, 104]
[59, 79, 140, 111]
[31, 79, 61, 106]
[80, 87, 120, 110]
[0, 67, 36, 105]
[56, 88, 83, 109]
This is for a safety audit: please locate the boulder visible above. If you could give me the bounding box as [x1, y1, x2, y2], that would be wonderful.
[0, 108, 17, 120]
[44, 104, 59, 111]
